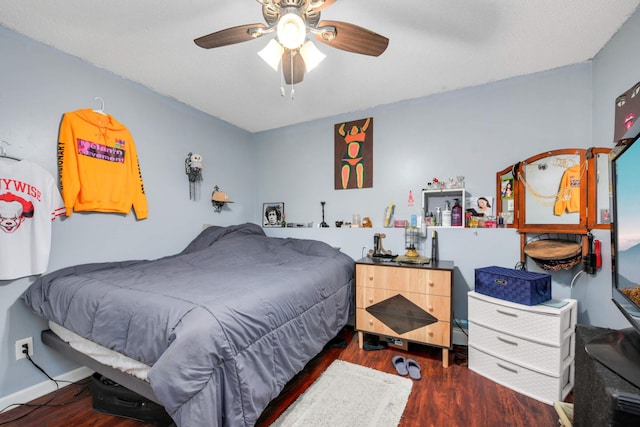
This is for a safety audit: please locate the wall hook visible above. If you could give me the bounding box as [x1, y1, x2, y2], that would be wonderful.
[0, 140, 9, 157]
[94, 97, 106, 114]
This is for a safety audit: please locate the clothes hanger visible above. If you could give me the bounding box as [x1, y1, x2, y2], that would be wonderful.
[0, 140, 21, 161]
[93, 97, 107, 115]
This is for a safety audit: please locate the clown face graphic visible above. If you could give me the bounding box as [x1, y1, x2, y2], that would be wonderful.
[0, 193, 34, 233]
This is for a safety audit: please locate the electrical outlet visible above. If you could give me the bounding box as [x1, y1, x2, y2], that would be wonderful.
[15, 337, 33, 360]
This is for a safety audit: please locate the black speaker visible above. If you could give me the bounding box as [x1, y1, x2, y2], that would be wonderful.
[574, 325, 640, 426]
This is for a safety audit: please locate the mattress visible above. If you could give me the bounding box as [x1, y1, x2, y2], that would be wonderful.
[23, 223, 355, 426]
[49, 321, 150, 381]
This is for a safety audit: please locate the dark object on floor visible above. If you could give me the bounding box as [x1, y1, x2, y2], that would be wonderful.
[325, 336, 348, 349]
[91, 373, 175, 427]
[454, 345, 468, 366]
[363, 336, 388, 351]
[392, 355, 408, 376]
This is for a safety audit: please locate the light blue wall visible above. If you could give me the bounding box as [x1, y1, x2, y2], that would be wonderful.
[256, 8, 640, 339]
[0, 27, 256, 399]
[255, 8, 640, 345]
[584, 7, 640, 328]
[255, 61, 625, 330]
[2, 5, 640, 405]
[255, 67, 593, 224]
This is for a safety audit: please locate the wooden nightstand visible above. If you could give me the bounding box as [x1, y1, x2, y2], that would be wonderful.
[355, 258, 454, 367]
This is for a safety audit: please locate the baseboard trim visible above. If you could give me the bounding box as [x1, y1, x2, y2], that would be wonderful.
[0, 366, 93, 413]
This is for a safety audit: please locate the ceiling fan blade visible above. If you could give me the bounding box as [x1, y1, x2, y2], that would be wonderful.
[282, 50, 305, 85]
[310, 0, 337, 11]
[194, 24, 267, 49]
[315, 20, 389, 56]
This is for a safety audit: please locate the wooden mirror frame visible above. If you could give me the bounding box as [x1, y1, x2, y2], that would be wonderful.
[586, 147, 612, 230]
[496, 147, 611, 266]
[496, 165, 518, 228]
[515, 148, 588, 234]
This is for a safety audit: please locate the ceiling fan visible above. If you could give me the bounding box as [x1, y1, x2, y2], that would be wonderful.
[194, 0, 389, 85]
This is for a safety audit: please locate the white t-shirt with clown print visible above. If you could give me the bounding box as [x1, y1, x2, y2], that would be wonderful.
[0, 159, 64, 280]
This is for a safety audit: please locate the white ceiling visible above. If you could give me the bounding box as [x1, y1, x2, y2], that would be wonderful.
[1, 0, 638, 133]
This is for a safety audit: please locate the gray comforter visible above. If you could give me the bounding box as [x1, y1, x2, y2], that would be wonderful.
[22, 223, 354, 426]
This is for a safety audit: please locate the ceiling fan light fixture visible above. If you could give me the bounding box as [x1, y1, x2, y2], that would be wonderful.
[258, 39, 284, 71]
[277, 12, 306, 49]
[299, 40, 325, 72]
[194, 0, 389, 94]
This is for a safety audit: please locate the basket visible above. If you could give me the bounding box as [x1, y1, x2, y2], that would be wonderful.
[475, 266, 552, 305]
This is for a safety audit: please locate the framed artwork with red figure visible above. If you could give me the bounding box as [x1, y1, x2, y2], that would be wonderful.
[334, 117, 373, 190]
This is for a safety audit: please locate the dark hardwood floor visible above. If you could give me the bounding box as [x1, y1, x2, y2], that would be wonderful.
[0, 328, 564, 426]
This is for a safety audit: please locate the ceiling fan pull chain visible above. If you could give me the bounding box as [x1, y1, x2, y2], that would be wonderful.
[280, 59, 285, 97]
[290, 51, 295, 100]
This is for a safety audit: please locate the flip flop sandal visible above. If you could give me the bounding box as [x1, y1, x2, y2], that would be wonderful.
[406, 359, 421, 380]
[392, 355, 408, 376]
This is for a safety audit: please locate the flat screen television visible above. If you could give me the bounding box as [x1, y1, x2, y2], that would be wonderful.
[586, 120, 640, 389]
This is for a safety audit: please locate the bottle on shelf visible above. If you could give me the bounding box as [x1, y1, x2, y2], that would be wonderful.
[442, 201, 452, 227]
[452, 198, 463, 227]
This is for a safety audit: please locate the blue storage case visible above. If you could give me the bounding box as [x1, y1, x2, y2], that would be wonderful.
[474, 266, 551, 306]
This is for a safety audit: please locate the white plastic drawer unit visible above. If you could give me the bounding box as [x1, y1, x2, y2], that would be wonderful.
[467, 291, 577, 405]
[469, 321, 575, 375]
[468, 291, 577, 345]
[468, 345, 574, 405]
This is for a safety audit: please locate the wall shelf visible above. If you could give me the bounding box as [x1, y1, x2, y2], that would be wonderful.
[422, 188, 466, 228]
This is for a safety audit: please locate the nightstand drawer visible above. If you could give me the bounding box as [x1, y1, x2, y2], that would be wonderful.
[356, 288, 451, 321]
[356, 264, 451, 296]
[356, 308, 451, 348]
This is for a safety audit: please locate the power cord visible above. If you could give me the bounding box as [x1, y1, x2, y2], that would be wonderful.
[23, 344, 74, 388]
[0, 344, 90, 425]
[452, 316, 469, 366]
[453, 317, 469, 337]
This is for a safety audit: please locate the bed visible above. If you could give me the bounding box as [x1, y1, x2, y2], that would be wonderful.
[21, 223, 354, 427]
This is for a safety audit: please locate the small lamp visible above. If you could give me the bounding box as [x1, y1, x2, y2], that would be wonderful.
[405, 226, 420, 257]
[211, 185, 233, 213]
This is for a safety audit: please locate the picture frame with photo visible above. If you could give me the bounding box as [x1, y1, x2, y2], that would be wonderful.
[467, 196, 494, 217]
[263, 202, 285, 227]
[501, 177, 514, 199]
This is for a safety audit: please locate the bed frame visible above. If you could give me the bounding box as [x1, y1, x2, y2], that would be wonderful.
[41, 329, 161, 404]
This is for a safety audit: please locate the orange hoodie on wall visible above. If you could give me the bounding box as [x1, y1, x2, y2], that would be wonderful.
[553, 164, 581, 216]
[58, 109, 148, 219]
